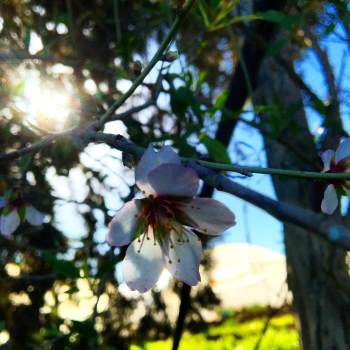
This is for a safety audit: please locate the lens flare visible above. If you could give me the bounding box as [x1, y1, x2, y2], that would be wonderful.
[16, 70, 80, 132]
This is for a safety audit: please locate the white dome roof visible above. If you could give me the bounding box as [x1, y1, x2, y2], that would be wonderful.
[209, 243, 291, 308]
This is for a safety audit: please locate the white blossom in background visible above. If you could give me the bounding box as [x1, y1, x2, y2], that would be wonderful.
[320, 138, 350, 215]
[107, 146, 236, 293]
[25, 205, 46, 225]
[0, 196, 45, 237]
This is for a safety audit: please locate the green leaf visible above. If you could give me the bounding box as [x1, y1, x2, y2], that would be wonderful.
[209, 10, 301, 31]
[23, 27, 31, 51]
[17, 206, 26, 221]
[174, 137, 198, 158]
[196, 71, 207, 90]
[42, 252, 80, 278]
[13, 80, 26, 95]
[209, 14, 262, 31]
[212, 2, 236, 25]
[64, 286, 79, 294]
[2, 206, 12, 216]
[256, 10, 301, 29]
[266, 38, 288, 57]
[198, 0, 210, 28]
[200, 134, 231, 163]
[213, 90, 228, 110]
[19, 154, 32, 174]
[257, 10, 286, 23]
[324, 22, 336, 35]
[170, 86, 193, 119]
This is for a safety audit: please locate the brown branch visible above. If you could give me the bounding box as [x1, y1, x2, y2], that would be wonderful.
[96, 132, 350, 250]
[186, 160, 350, 249]
[0, 51, 77, 65]
[0, 101, 153, 162]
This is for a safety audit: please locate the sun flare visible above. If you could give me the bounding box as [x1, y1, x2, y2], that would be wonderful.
[16, 70, 80, 132]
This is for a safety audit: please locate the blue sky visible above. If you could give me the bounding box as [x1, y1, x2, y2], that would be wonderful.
[212, 23, 350, 254]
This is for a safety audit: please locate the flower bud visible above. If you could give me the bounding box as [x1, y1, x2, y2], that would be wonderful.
[161, 51, 179, 62]
[130, 60, 142, 76]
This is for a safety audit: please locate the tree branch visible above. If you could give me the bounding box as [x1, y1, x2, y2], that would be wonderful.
[0, 0, 195, 161]
[95, 132, 350, 181]
[0, 101, 153, 162]
[97, 0, 196, 127]
[96, 133, 350, 250]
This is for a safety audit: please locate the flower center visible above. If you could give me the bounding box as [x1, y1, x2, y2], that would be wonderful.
[140, 195, 176, 230]
[9, 197, 25, 209]
[327, 158, 349, 187]
[135, 195, 190, 249]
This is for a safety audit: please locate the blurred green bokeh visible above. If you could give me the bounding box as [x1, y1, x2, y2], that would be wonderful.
[132, 312, 299, 350]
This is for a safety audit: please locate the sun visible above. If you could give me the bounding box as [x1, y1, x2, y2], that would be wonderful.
[16, 69, 80, 133]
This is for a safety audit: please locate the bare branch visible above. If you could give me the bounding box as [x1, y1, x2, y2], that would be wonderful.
[187, 160, 350, 250]
[97, 133, 350, 250]
[0, 101, 153, 162]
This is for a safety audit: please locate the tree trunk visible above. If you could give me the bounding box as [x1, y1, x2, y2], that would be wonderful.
[255, 55, 350, 349]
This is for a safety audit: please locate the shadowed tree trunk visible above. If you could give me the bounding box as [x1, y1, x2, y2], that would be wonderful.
[255, 52, 350, 350]
[171, 2, 286, 348]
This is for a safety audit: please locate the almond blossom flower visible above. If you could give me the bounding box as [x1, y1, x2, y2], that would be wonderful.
[0, 196, 45, 237]
[107, 146, 236, 293]
[320, 138, 350, 215]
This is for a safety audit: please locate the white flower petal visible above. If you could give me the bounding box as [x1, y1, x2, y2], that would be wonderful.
[0, 197, 7, 209]
[320, 150, 335, 171]
[135, 146, 181, 194]
[335, 138, 350, 163]
[178, 198, 236, 235]
[25, 206, 45, 226]
[321, 184, 338, 215]
[148, 164, 199, 197]
[163, 229, 202, 286]
[0, 209, 20, 237]
[123, 228, 164, 293]
[107, 200, 140, 247]
[158, 146, 181, 164]
[135, 146, 158, 194]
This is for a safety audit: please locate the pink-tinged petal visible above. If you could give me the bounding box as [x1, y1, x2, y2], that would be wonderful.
[135, 146, 181, 194]
[135, 146, 158, 194]
[335, 138, 350, 163]
[148, 164, 199, 197]
[320, 150, 335, 171]
[107, 200, 140, 247]
[158, 146, 181, 164]
[163, 229, 202, 286]
[123, 228, 164, 292]
[25, 206, 45, 226]
[178, 198, 236, 235]
[321, 184, 338, 215]
[0, 210, 20, 237]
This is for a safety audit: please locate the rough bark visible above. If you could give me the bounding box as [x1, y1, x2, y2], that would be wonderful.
[255, 54, 350, 350]
[171, 2, 287, 348]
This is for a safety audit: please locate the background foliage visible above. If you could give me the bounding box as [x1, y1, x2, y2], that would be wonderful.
[0, 0, 349, 349]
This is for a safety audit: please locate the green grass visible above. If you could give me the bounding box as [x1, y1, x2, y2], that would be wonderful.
[131, 312, 300, 350]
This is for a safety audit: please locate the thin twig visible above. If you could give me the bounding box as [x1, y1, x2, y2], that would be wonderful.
[97, 0, 196, 127]
[0, 101, 152, 162]
[253, 307, 279, 350]
[95, 132, 350, 181]
[0, 0, 195, 162]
